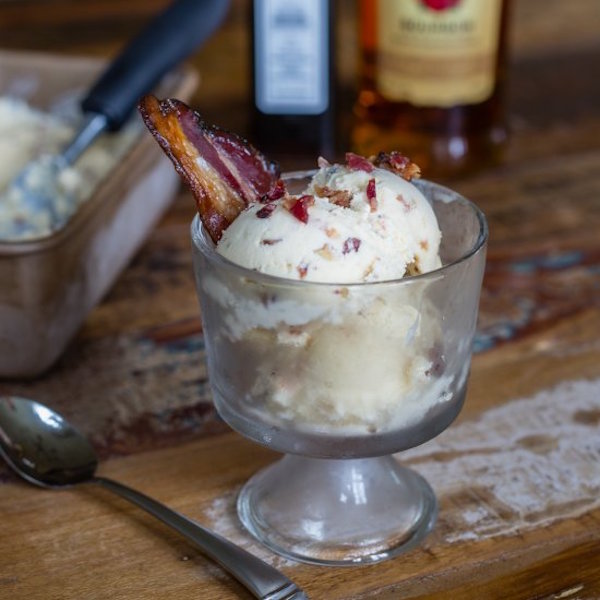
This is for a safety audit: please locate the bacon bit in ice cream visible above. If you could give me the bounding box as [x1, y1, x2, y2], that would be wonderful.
[315, 244, 334, 260]
[260, 292, 277, 306]
[260, 179, 287, 203]
[366, 178, 377, 212]
[314, 184, 352, 208]
[397, 194, 415, 212]
[297, 264, 308, 279]
[420, 240, 429, 251]
[287, 194, 315, 223]
[325, 226, 339, 238]
[261, 238, 282, 245]
[335, 287, 349, 298]
[425, 344, 446, 377]
[374, 151, 421, 181]
[345, 152, 374, 173]
[317, 156, 331, 169]
[256, 203, 276, 218]
[389, 153, 410, 170]
[342, 237, 361, 254]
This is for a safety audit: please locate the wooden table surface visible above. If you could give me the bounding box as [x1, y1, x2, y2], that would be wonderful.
[1, 1, 600, 598]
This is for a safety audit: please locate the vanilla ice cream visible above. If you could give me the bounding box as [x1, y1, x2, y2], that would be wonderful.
[197, 160, 455, 435]
[217, 163, 441, 283]
[0, 97, 138, 240]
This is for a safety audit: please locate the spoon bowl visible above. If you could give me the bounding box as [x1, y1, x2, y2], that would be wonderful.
[0, 396, 307, 600]
[0, 396, 96, 487]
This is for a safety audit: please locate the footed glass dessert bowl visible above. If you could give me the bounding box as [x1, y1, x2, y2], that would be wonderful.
[191, 174, 487, 566]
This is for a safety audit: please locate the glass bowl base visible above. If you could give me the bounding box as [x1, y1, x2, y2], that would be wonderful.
[237, 454, 437, 566]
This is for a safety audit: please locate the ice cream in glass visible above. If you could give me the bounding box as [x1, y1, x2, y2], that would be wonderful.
[139, 96, 488, 565]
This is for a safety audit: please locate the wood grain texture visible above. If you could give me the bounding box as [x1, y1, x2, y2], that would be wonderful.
[0, 0, 599, 598]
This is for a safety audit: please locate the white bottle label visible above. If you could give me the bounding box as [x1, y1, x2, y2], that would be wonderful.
[254, 0, 329, 115]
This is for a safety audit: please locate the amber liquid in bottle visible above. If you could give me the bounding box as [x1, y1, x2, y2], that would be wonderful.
[353, 0, 510, 179]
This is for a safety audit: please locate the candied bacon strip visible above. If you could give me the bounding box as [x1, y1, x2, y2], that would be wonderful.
[138, 95, 279, 241]
[256, 203, 276, 219]
[261, 179, 287, 203]
[373, 151, 421, 181]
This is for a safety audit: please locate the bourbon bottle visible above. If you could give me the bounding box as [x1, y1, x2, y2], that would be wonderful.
[353, 0, 510, 178]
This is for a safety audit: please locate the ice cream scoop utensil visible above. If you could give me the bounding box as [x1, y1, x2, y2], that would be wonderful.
[0, 396, 307, 600]
[0, 0, 230, 227]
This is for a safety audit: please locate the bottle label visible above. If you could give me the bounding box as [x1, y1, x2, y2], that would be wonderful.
[254, 0, 329, 115]
[375, 0, 503, 107]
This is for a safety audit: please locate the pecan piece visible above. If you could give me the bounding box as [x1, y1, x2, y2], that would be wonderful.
[373, 151, 421, 181]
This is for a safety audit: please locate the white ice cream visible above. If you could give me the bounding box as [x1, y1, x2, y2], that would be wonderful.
[243, 296, 450, 433]
[217, 164, 441, 283]
[202, 161, 451, 434]
[0, 97, 138, 241]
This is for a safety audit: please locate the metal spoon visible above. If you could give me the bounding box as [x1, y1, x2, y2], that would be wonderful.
[0, 396, 307, 600]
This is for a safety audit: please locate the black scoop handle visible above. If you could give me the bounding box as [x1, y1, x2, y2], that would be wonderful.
[81, 0, 230, 130]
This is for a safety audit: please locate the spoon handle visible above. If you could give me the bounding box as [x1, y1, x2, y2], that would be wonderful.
[81, 0, 230, 130]
[93, 476, 307, 600]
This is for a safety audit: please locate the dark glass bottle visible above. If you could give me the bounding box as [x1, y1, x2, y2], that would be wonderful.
[250, 0, 335, 165]
[353, 0, 510, 178]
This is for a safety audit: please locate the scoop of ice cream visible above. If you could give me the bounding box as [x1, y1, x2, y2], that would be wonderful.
[199, 157, 451, 436]
[216, 163, 441, 283]
[244, 296, 449, 433]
